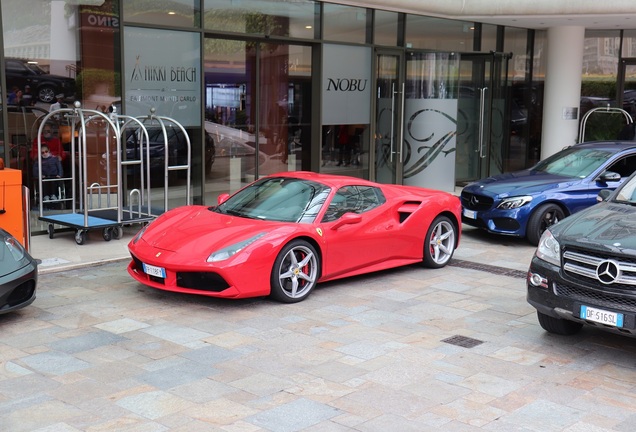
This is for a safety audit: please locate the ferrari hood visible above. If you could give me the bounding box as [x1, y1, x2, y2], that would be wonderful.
[464, 170, 575, 198]
[139, 206, 289, 254]
[552, 202, 636, 252]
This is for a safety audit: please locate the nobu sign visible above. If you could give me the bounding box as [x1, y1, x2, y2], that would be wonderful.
[322, 44, 371, 125]
[326, 78, 369, 92]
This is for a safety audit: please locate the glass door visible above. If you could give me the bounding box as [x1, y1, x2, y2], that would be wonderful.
[374, 50, 404, 184]
[618, 58, 636, 118]
[455, 52, 509, 183]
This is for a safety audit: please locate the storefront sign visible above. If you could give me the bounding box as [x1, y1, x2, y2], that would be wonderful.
[124, 27, 201, 126]
[322, 44, 371, 125]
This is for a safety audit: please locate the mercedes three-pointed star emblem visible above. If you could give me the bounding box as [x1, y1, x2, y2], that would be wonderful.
[596, 259, 620, 284]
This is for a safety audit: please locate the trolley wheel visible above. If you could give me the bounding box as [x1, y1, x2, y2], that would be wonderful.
[47, 224, 54, 239]
[113, 226, 124, 240]
[75, 230, 86, 245]
[103, 227, 112, 242]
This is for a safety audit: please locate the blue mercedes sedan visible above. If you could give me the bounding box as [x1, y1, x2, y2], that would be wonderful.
[461, 141, 636, 245]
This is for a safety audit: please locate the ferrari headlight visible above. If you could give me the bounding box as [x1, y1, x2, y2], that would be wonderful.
[132, 224, 149, 244]
[207, 232, 266, 262]
[4, 236, 25, 261]
[536, 229, 560, 266]
[497, 195, 532, 210]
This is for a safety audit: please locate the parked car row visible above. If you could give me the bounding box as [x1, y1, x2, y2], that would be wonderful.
[460, 139, 636, 339]
[10, 137, 636, 344]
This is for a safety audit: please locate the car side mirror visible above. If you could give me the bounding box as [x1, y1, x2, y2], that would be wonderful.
[597, 189, 612, 202]
[217, 193, 230, 205]
[598, 170, 621, 183]
[330, 212, 362, 230]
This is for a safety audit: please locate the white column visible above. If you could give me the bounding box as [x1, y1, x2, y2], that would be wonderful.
[50, 1, 78, 76]
[541, 26, 585, 158]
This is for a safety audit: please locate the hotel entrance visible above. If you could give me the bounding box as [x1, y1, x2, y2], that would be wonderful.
[455, 52, 511, 184]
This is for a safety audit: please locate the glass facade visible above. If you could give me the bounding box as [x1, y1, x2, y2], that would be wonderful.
[1, 0, 625, 235]
[581, 30, 624, 141]
[322, 4, 369, 44]
[374, 10, 399, 46]
[405, 15, 475, 51]
[204, 0, 318, 39]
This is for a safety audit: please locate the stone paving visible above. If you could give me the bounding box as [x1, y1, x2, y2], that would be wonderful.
[2, 228, 636, 431]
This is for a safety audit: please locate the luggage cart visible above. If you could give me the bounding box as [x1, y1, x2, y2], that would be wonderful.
[90, 107, 192, 225]
[84, 107, 157, 228]
[132, 108, 192, 212]
[578, 105, 633, 143]
[36, 102, 124, 245]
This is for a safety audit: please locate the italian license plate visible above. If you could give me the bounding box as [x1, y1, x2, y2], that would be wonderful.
[463, 208, 477, 219]
[143, 263, 166, 279]
[580, 305, 624, 327]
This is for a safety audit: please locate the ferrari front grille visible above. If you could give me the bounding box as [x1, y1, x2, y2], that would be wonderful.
[176, 272, 230, 292]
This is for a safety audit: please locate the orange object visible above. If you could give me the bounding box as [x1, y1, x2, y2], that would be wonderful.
[0, 168, 25, 246]
[0, 158, 4, 170]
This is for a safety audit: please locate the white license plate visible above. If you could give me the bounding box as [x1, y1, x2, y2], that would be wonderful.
[463, 208, 477, 219]
[143, 263, 166, 279]
[580, 305, 624, 327]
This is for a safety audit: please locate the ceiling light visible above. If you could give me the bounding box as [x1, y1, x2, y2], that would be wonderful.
[168, 11, 176, 15]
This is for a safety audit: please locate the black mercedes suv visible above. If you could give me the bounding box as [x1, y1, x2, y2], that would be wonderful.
[5, 58, 75, 103]
[527, 172, 636, 337]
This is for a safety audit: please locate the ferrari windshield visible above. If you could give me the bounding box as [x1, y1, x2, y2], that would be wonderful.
[214, 177, 331, 222]
[532, 147, 615, 178]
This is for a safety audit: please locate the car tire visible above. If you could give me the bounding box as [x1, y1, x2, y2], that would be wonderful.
[38, 85, 56, 103]
[527, 203, 566, 246]
[423, 215, 456, 268]
[270, 239, 319, 303]
[537, 311, 583, 335]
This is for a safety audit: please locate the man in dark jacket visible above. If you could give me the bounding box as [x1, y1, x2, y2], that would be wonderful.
[33, 144, 63, 202]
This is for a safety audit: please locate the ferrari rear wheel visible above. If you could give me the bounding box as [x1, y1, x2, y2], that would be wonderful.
[270, 240, 319, 303]
[423, 215, 456, 268]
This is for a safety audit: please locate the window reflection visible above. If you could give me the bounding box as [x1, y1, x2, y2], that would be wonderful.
[374, 10, 398, 46]
[323, 4, 368, 44]
[204, 39, 312, 198]
[204, 0, 317, 39]
[2, 0, 120, 235]
[124, 0, 199, 27]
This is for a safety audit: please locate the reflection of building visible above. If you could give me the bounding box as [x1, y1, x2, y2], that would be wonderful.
[583, 36, 621, 75]
[3, 0, 636, 236]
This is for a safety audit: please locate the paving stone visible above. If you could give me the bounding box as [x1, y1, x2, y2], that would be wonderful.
[5, 229, 636, 430]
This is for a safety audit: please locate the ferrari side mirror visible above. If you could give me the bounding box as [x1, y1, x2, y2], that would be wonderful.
[331, 212, 362, 230]
[217, 193, 230, 205]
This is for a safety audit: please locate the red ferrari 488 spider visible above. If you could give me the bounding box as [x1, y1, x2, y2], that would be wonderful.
[127, 172, 461, 303]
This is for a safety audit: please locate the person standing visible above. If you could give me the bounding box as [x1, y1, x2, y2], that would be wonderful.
[7, 86, 21, 105]
[49, 94, 67, 112]
[20, 85, 35, 106]
[30, 125, 66, 163]
[33, 144, 63, 202]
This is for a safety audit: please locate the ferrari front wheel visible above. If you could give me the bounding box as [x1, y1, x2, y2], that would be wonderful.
[423, 216, 456, 268]
[270, 240, 319, 303]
